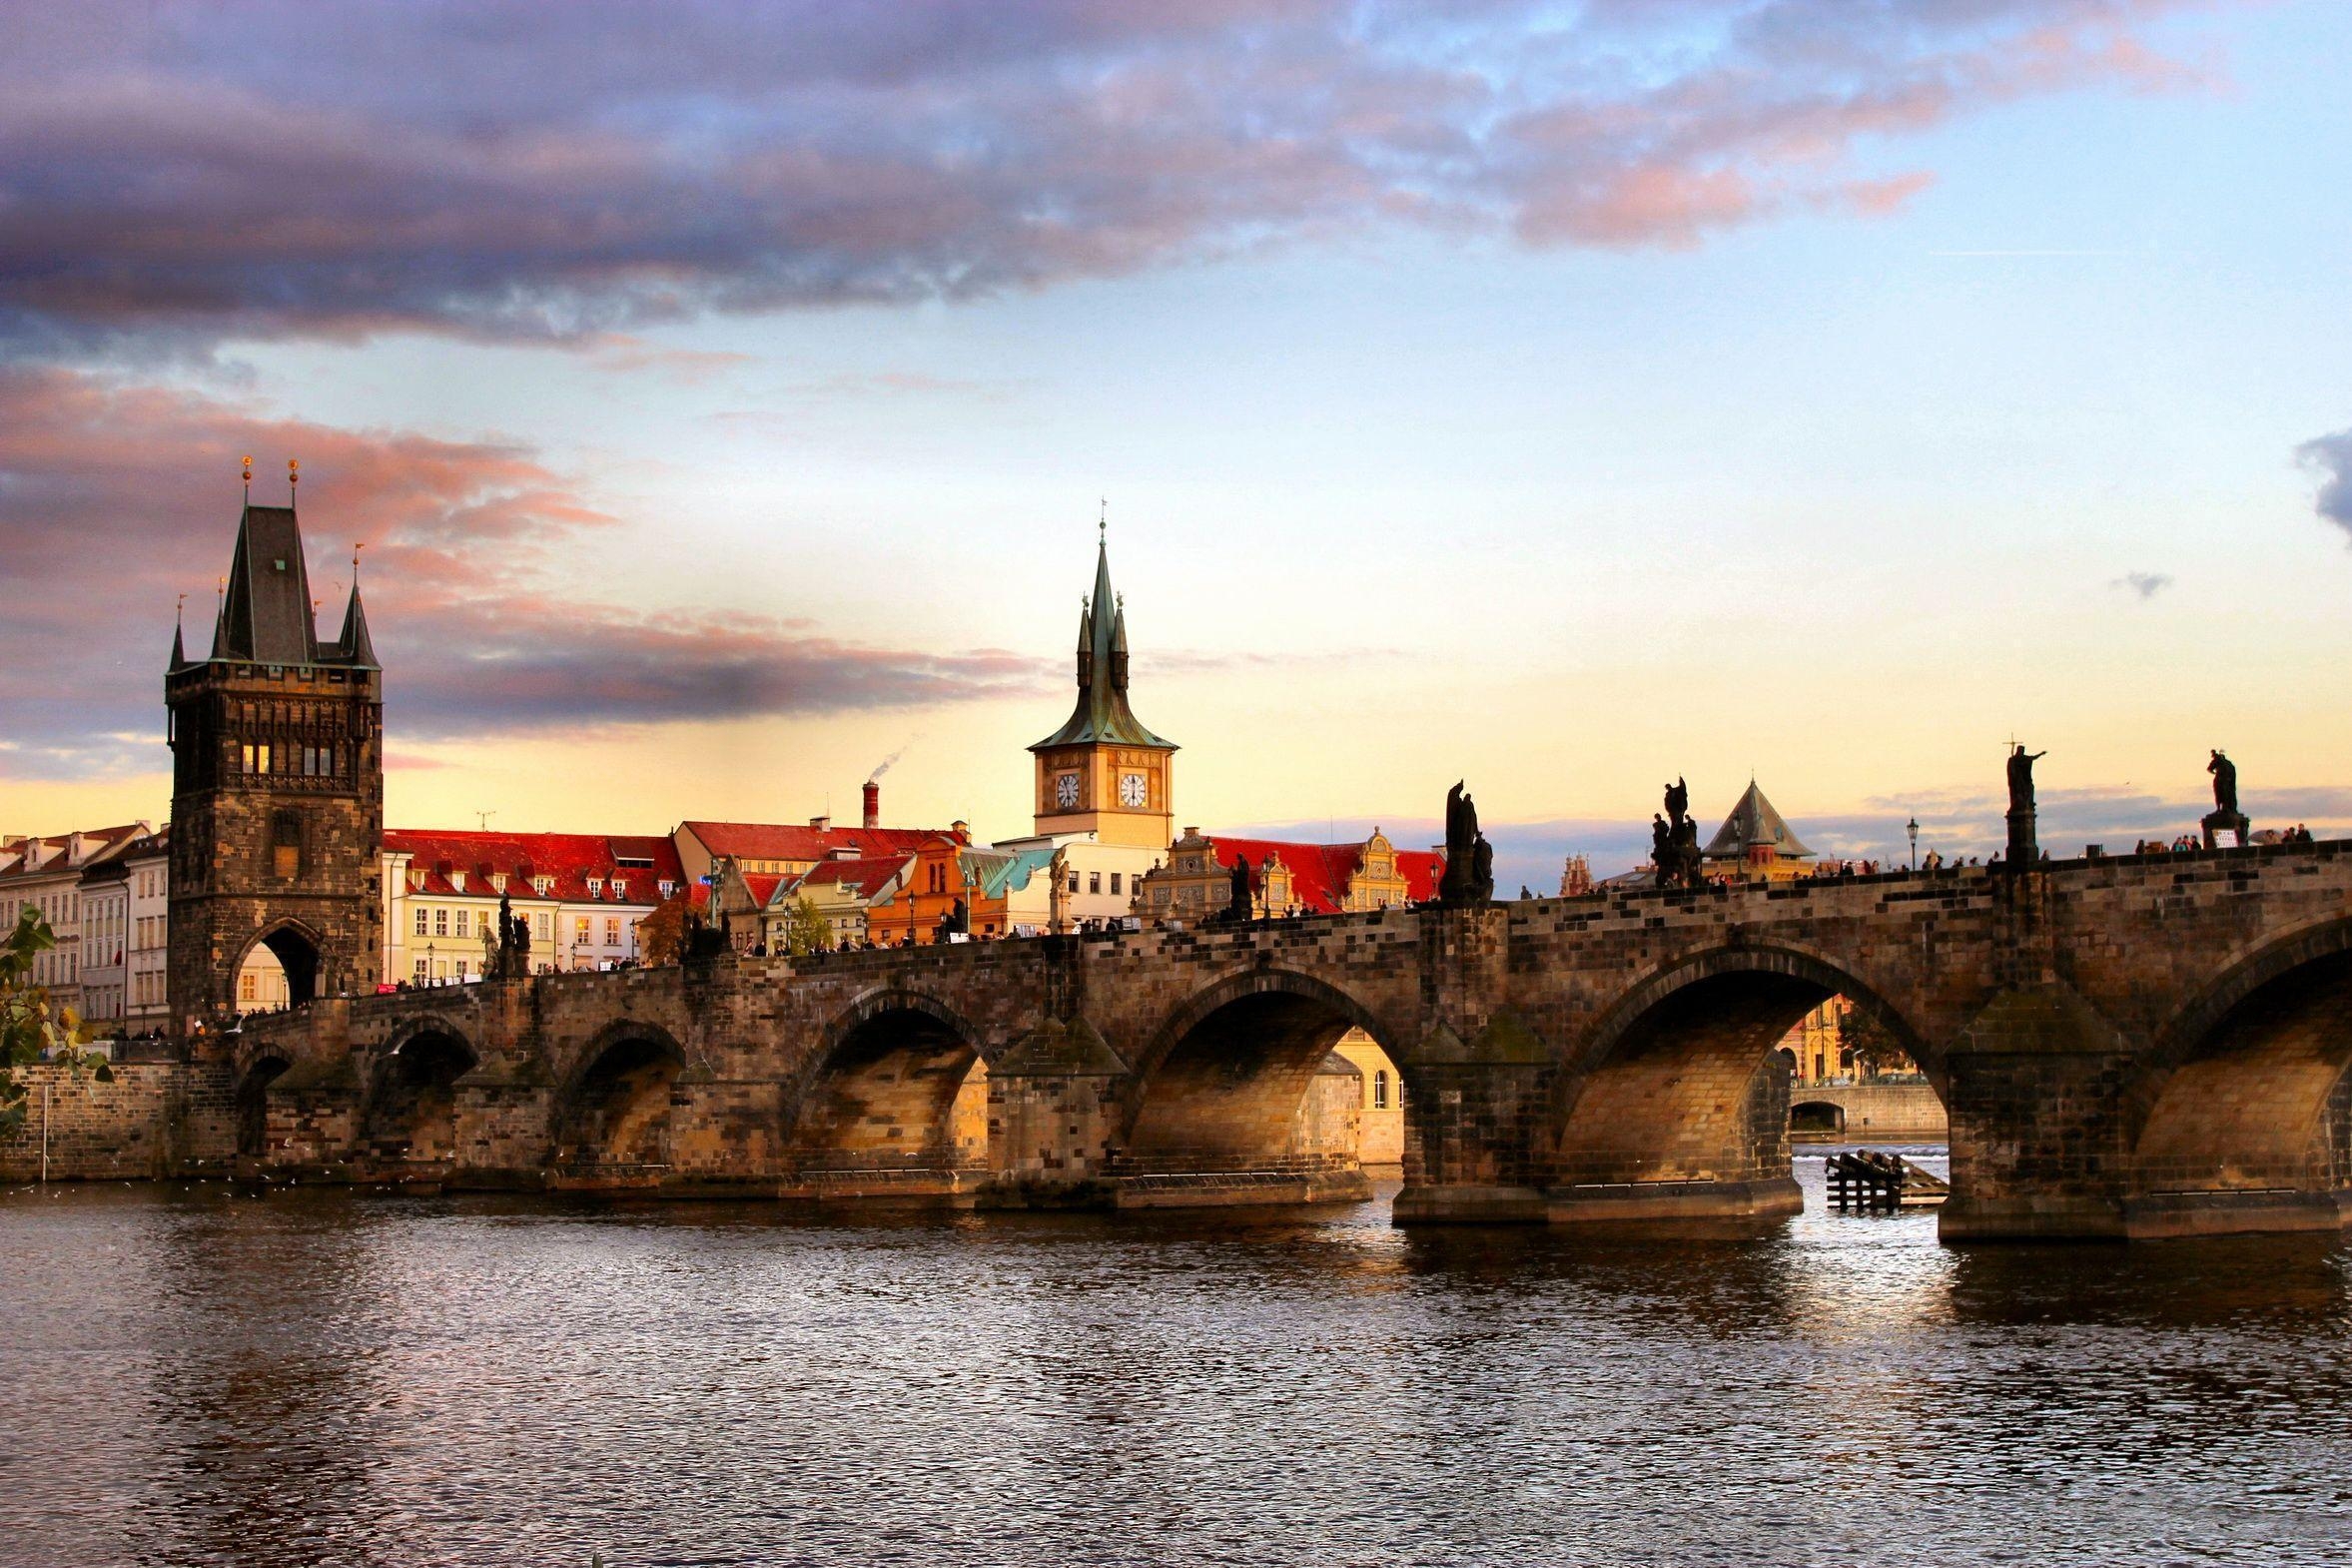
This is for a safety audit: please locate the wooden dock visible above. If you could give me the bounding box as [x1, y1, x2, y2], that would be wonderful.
[1825, 1150, 1950, 1211]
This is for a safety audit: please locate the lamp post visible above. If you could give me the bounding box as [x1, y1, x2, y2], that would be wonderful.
[1907, 818, 1919, 871]
[424, 941, 436, 987]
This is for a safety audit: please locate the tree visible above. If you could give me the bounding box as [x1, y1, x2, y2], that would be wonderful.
[780, 895, 833, 957]
[2, 905, 111, 1139]
[636, 894, 688, 967]
[1838, 1000, 1915, 1081]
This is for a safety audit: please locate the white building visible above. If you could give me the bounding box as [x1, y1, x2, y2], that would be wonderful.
[374, 829, 685, 989]
[0, 822, 150, 1022]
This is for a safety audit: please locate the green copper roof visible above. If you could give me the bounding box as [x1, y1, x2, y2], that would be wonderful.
[1030, 537, 1176, 753]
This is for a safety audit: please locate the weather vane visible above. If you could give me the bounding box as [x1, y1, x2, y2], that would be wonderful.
[352, 540, 365, 585]
[241, 453, 252, 500]
[288, 457, 299, 501]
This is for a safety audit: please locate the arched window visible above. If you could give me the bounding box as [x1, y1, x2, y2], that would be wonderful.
[1372, 1070, 1390, 1110]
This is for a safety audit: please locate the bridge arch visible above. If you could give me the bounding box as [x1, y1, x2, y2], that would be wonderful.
[1554, 943, 1938, 1205]
[553, 1019, 691, 1172]
[233, 918, 326, 1012]
[2129, 917, 2352, 1219]
[1122, 968, 1399, 1183]
[788, 989, 990, 1175]
[360, 1018, 480, 1164]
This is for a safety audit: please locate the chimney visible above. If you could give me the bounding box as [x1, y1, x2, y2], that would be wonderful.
[863, 780, 880, 830]
[809, 815, 831, 832]
[951, 820, 970, 844]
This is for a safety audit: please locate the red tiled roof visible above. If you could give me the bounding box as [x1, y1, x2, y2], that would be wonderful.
[385, 829, 685, 904]
[680, 820, 964, 863]
[789, 855, 914, 901]
[1205, 836, 1444, 914]
[740, 872, 786, 908]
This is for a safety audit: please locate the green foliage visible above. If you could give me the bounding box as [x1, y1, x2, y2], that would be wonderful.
[1, 904, 112, 1139]
[1839, 1002, 1914, 1081]
[781, 895, 833, 958]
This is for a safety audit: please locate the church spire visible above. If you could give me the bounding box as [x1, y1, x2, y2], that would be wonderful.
[1029, 523, 1175, 755]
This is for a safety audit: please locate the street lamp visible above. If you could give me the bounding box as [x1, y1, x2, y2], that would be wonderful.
[1907, 818, 1919, 871]
[424, 941, 436, 987]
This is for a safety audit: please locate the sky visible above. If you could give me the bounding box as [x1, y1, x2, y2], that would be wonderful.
[3, 0, 2348, 895]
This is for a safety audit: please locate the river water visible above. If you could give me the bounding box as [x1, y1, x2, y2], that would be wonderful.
[4, 1150, 2350, 1568]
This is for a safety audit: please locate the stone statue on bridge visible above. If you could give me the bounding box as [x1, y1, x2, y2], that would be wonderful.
[2203, 749, 2249, 849]
[1653, 779, 1705, 890]
[936, 897, 970, 942]
[1438, 781, 1485, 904]
[1471, 834, 1495, 902]
[1224, 850, 1255, 923]
[2005, 743, 2045, 867]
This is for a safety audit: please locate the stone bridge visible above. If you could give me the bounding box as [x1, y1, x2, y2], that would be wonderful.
[231, 842, 2352, 1240]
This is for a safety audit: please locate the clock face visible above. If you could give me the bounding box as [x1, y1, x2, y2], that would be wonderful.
[1120, 772, 1149, 808]
[1055, 772, 1081, 809]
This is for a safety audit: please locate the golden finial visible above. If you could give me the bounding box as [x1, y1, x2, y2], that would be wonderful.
[352, 540, 364, 585]
[287, 457, 299, 504]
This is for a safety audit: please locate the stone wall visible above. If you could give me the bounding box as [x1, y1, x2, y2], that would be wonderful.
[0, 1062, 236, 1181]
[1787, 1083, 1949, 1141]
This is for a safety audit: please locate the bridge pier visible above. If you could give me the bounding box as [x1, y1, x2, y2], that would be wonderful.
[1939, 984, 2134, 1241]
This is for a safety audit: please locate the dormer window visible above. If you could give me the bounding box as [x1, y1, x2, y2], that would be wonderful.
[586, 878, 604, 898]
[532, 876, 553, 897]
[490, 873, 507, 894]
[658, 879, 676, 898]
[611, 879, 627, 901]
[450, 871, 466, 893]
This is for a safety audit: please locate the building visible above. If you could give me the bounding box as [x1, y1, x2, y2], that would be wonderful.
[0, 823, 150, 1022]
[762, 854, 915, 950]
[989, 533, 1178, 929]
[1131, 828, 1442, 924]
[672, 787, 964, 886]
[167, 497, 384, 1037]
[1703, 780, 1815, 882]
[378, 830, 685, 987]
[121, 830, 172, 1035]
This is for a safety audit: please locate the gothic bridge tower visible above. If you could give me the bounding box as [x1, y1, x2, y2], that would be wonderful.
[167, 494, 383, 1043]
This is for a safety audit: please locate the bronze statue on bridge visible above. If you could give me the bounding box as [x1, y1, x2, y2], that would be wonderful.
[2204, 749, 2249, 848]
[2004, 743, 2045, 867]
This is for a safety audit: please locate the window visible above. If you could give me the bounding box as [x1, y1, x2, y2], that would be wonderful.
[586, 878, 603, 898]
[1373, 1071, 1390, 1110]
[534, 913, 551, 940]
[1067, 872, 1080, 894]
[454, 909, 469, 938]
[1089, 872, 1102, 895]
[1110, 872, 1122, 895]
[574, 916, 591, 947]
[455, 960, 468, 982]
[413, 908, 428, 937]
[239, 972, 257, 1003]
[533, 877, 553, 896]
[658, 880, 676, 898]
[604, 917, 621, 947]
[271, 809, 301, 879]
[433, 908, 448, 937]
[413, 958, 428, 981]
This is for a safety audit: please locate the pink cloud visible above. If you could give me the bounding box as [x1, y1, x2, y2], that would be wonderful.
[0, 0, 2235, 353]
[0, 368, 1049, 778]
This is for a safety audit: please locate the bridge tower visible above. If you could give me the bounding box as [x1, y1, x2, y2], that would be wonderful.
[167, 494, 383, 1045]
[1028, 531, 1176, 848]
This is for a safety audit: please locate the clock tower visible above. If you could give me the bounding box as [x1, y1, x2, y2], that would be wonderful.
[1029, 532, 1176, 848]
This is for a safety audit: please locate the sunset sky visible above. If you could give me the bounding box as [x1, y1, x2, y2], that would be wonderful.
[4, 0, 2347, 893]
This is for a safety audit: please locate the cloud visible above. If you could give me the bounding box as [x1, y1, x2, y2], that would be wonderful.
[0, 0, 2229, 355]
[0, 367, 1047, 779]
[2112, 570, 2172, 598]
[2297, 428, 2352, 539]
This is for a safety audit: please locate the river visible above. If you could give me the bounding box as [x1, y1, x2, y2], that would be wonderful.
[4, 1150, 2349, 1567]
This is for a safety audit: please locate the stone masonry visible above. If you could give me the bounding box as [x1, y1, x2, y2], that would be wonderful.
[177, 840, 2352, 1241]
